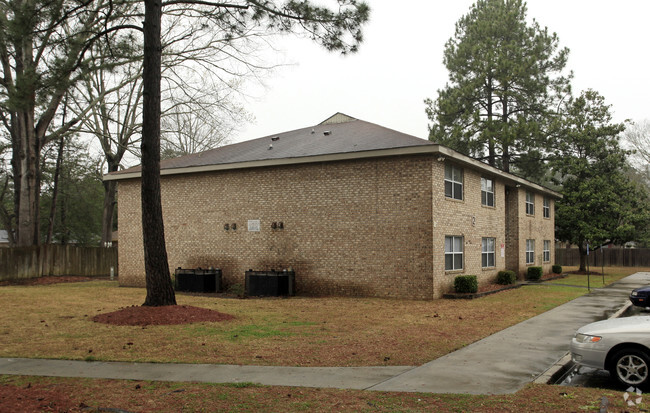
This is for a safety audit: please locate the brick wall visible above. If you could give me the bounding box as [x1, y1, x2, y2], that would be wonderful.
[431, 161, 507, 297]
[505, 188, 556, 278]
[504, 187, 520, 274]
[118, 155, 435, 299]
[117, 154, 556, 299]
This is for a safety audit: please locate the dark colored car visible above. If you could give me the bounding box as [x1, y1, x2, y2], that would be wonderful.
[630, 287, 650, 309]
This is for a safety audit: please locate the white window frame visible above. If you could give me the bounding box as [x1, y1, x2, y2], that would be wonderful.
[525, 191, 535, 215]
[445, 164, 463, 201]
[445, 235, 464, 271]
[543, 197, 550, 219]
[526, 239, 535, 264]
[481, 177, 495, 207]
[543, 240, 551, 263]
[482, 237, 496, 268]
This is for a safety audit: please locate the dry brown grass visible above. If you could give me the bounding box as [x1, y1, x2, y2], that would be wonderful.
[0, 375, 641, 413]
[0, 276, 606, 367]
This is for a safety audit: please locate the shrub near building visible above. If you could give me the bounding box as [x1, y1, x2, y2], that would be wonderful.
[454, 275, 478, 293]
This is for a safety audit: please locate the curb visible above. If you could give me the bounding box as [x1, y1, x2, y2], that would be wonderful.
[533, 301, 633, 385]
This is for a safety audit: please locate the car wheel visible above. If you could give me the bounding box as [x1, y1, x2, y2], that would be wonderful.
[609, 348, 650, 388]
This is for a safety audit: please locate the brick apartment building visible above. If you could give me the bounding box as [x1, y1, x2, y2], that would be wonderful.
[106, 113, 560, 299]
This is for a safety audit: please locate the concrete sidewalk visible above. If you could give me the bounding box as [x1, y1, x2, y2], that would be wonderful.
[2, 272, 649, 395]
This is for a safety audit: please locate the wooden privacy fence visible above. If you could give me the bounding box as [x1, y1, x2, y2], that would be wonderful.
[0, 245, 118, 282]
[555, 248, 650, 267]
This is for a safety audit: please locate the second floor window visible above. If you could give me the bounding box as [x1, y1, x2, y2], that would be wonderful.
[445, 164, 463, 200]
[481, 177, 494, 207]
[526, 191, 535, 215]
[543, 197, 550, 218]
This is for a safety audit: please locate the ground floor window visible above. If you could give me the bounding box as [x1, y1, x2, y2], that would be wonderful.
[543, 240, 551, 262]
[482, 237, 495, 268]
[445, 236, 463, 270]
[526, 239, 535, 264]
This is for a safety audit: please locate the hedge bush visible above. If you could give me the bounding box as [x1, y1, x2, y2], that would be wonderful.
[454, 275, 478, 293]
[527, 266, 543, 281]
[497, 270, 517, 285]
[552, 265, 562, 274]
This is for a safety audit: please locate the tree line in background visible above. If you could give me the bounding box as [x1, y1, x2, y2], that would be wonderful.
[425, 0, 650, 270]
[0, 0, 370, 305]
[0, 0, 367, 249]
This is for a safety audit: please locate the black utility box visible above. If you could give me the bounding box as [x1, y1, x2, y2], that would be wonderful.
[175, 267, 222, 293]
[245, 270, 295, 297]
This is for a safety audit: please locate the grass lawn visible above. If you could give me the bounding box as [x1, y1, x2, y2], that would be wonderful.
[0, 375, 644, 412]
[1, 267, 648, 411]
[547, 266, 650, 288]
[0, 278, 598, 367]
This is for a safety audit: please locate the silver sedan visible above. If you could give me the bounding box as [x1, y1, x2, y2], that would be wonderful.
[571, 316, 650, 388]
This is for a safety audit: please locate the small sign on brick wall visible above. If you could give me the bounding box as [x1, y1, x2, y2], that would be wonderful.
[248, 219, 261, 232]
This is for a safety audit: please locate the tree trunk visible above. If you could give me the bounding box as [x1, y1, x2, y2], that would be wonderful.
[501, 95, 510, 173]
[141, 0, 176, 307]
[577, 244, 587, 272]
[16, 113, 40, 246]
[486, 78, 496, 167]
[47, 133, 65, 244]
[12, 15, 40, 247]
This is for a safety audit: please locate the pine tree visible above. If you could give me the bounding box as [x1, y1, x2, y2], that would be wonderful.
[551, 90, 650, 271]
[425, 0, 570, 175]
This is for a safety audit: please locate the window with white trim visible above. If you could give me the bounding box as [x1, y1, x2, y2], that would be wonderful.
[445, 235, 464, 271]
[526, 191, 535, 215]
[444, 164, 463, 200]
[543, 240, 551, 262]
[481, 177, 494, 207]
[543, 197, 550, 218]
[526, 239, 535, 264]
[482, 237, 496, 268]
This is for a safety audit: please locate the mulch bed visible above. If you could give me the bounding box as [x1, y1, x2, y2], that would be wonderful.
[92, 305, 235, 326]
[442, 283, 522, 300]
[443, 272, 569, 299]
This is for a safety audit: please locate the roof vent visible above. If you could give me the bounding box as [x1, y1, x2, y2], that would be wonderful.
[323, 131, 331, 136]
[311, 128, 314, 134]
[271, 136, 280, 141]
[268, 143, 273, 150]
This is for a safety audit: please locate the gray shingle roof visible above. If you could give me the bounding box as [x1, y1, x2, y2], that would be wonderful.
[111, 114, 432, 176]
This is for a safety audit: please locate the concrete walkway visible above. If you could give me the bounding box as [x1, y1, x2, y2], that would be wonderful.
[2, 272, 649, 395]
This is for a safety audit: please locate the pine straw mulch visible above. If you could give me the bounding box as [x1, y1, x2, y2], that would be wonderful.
[92, 305, 235, 326]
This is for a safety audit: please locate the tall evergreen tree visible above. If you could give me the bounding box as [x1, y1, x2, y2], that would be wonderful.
[425, 0, 570, 175]
[551, 90, 650, 270]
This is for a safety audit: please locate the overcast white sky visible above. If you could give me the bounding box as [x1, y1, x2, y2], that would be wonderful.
[232, 0, 650, 143]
